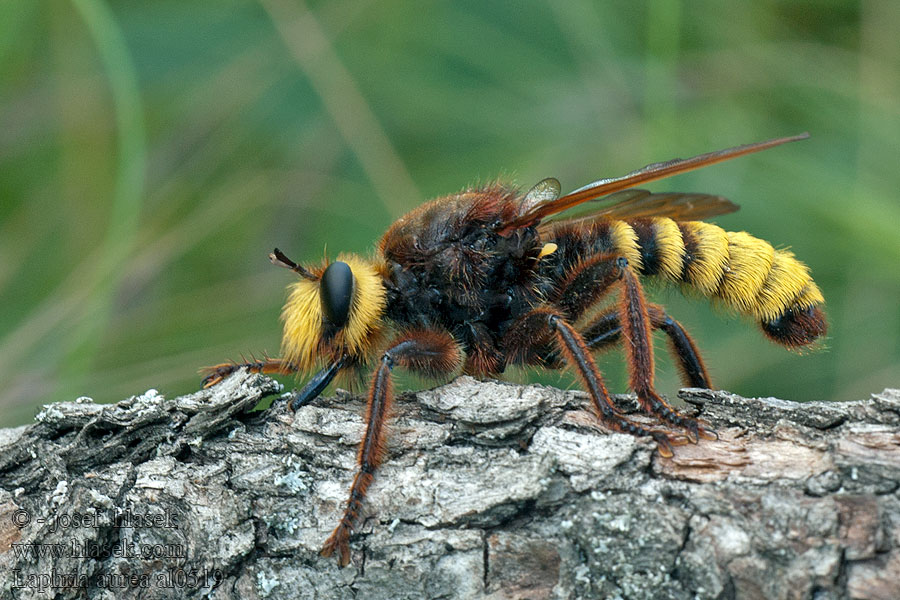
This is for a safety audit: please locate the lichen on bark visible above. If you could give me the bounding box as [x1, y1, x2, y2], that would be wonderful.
[0, 372, 899, 599]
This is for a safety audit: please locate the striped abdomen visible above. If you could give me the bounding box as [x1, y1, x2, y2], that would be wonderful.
[548, 217, 827, 347]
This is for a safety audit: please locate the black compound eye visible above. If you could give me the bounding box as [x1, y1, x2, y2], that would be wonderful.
[320, 261, 354, 327]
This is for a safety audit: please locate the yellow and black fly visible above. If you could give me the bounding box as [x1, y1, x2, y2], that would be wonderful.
[202, 133, 826, 566]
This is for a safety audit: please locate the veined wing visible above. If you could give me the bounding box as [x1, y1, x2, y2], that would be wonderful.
[538, 189, 739, 231]
[500, 133, 808, 233]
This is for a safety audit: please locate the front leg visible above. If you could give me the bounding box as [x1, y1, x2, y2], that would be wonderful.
[200, 357, 298, 388]
[321, 329, 462, 567]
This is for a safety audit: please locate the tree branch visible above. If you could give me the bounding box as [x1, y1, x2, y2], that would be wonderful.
[0, 373, 898, 599]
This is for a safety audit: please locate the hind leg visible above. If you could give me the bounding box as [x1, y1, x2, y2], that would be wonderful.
[546, 253, 714, 440]
[582, 304, 712, 389]
[505, 306, 678, 457]
[612, 260, 716, 442]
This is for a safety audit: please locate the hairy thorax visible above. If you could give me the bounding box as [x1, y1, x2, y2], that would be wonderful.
[378, 185, 546, 373]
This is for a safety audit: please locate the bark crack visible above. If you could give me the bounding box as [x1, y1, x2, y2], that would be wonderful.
[0, 374, 897, 600]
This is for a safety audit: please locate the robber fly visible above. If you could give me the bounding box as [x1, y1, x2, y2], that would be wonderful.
[202, 133, 826, 566]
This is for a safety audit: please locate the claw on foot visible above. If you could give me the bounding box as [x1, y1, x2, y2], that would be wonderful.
[679, 416, 719, 444]
[683, 424, 700, 444]
[651, 432, 675, 458]
[657, 421, 718, 457]
[668, 434, 695, 448]
[199, 363, 241, 388]
[321, 526, 351, 567]
[684, 417, 718, 442]
[698, 426, 718, 441]
[200, 375, 222, 389]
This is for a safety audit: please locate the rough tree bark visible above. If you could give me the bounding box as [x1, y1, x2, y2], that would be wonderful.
[0, 372, 898, 600]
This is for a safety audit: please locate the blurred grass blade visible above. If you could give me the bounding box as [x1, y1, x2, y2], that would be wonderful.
[259, 0, 421, 216]
[62, 0, 146, 387]
[644, 0, 681, 144]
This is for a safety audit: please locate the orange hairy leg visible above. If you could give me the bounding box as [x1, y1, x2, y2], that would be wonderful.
[201, 357, 298, 388]
[582, 303, 712, 390]
[550, 252, 623, 320]
[616, 260, 716, 442]
[321, 329, 462, 567]
[547, 248, 711, 389]
[507, 307, 677, 457]
[549, 312, 677, 457]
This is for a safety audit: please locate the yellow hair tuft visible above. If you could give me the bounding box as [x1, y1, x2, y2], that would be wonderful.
[281, 278, 323, 371]
[793, 282, 825, 310]
[681, 221, 729, 296]
[650, 218, 685, 282]
[280, 254, 386, 371]
[667, 223, 824, 323]
[750, 249, 814, 321]
[340, 254, 388, 355]
[716, 231, 775, 313]
[610, 221, 643, 271]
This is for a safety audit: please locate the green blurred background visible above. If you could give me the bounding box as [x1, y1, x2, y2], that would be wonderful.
[1, 0, 898, 426]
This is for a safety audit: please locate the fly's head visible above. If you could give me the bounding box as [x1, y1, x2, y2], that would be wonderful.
[273, 249, 387, 372]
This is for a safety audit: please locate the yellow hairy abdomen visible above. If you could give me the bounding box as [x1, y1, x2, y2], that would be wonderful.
[615, 218, 823, 322]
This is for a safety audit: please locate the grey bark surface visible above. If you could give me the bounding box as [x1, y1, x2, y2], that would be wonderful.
[0, 372, 899, 600]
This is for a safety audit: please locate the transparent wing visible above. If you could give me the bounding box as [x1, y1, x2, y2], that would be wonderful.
[498, 133, 808, 233]
[539, 189, 739, 230]
[519, 177, 561, 215]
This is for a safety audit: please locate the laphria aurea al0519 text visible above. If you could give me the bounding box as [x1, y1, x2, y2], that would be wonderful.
[202, 133, 826, 566]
